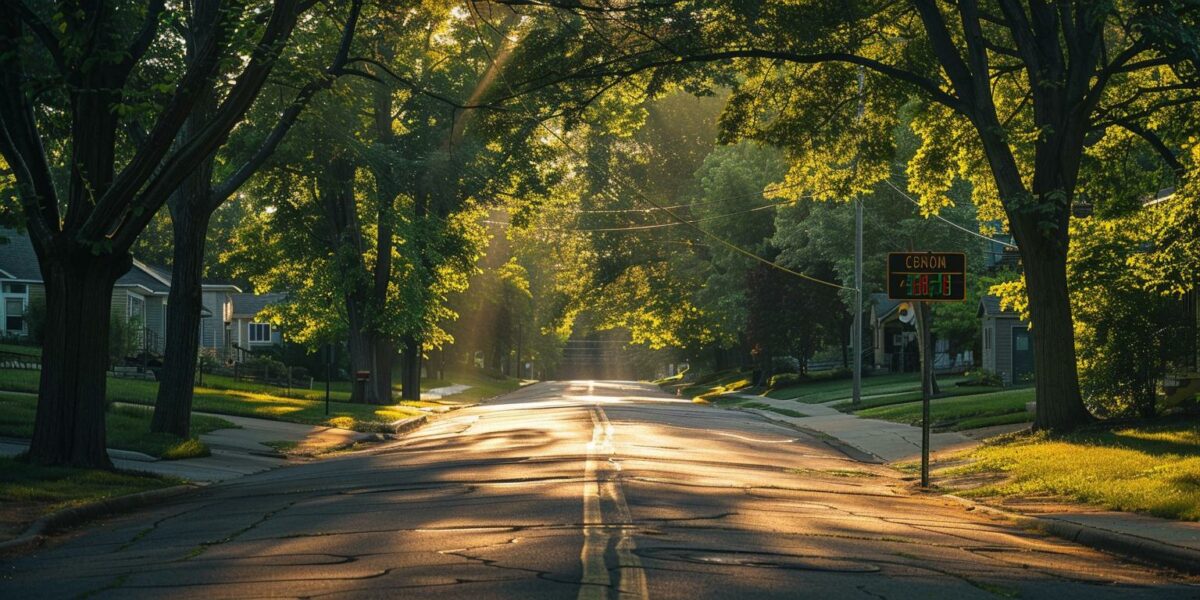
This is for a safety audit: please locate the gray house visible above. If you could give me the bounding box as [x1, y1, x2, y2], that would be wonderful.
[0, 230, 171, 353]
[1, 229, 285, 363]
[228, 292, 286, 362]
[979, 295, 1033, 385]
[869, 293, 973, 373]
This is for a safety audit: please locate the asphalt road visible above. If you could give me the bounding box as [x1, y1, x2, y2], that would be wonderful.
[3, 381, 1197, 599]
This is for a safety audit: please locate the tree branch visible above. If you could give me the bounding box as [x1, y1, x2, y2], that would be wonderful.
[1107, 119, 1184, 175]
[0, 10, 60, 241]
[12, 1, 66, 74]
[211, 0, 365, 207]
[120, 0, 167, 76]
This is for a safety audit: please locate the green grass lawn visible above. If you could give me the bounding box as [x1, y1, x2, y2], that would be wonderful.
[765, 372, 971, 404]
[0, 343, 40, 357]
[936, 417, 1200, 521]
[0, 366, 518, 433]
[676, 370, 755, 401]
[853, 387, 1035, 431]
[1, 456, 177, 512]
[0, 392, 231, 459]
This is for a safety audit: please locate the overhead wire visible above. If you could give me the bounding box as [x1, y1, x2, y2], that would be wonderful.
[881, 179, 1018, 249]
[463, 8, 854, 292]
[484, 200, 785, 232]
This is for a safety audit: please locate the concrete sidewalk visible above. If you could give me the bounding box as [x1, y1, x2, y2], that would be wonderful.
[0, 408, 379, 483]
[725, 392, 1200, 571]
[727, 393, 978, 462]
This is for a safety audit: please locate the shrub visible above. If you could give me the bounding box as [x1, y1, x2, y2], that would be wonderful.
[770, 356, 801, 375]
[109, 315, 142, 365]
[768, 372, 805, 389]
[24, 299, 46, 344]
[960, 369, 1002, 387]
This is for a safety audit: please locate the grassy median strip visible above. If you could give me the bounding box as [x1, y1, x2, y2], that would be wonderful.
[936, 418, 1200, 521]
[0, 368, 512, 432]
[0, 392, 231, 460]
[853, 388, 1034, 431]
[0, 457, 178, 511]
[766, 372, 978, 405]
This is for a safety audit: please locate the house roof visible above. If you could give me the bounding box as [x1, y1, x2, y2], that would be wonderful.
[139, 262, 244, 292]
[870, 293, 903, 322]
[0, 229, 169, 293]
[0, 230, 44, 281]
[231, 292, 286, 319]
[979, 294, 1020, 318]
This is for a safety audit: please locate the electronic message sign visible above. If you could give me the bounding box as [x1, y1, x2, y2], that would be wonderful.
[886, 252, 966, 302]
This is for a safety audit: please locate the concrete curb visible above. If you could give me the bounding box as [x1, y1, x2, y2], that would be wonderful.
[389, 415, 429, 435]
[0, 484, 199, 556]
[944, 494, 1200, 575]
[734, 407, 885, 464]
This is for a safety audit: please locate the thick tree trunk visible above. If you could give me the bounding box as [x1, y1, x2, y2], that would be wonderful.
[400, 335, 421, 401]
[28, 248, 131, 468]
[914, 303, 940, 397]
[371, 337, 394, 404]
[1022, 238, 1091, 431]
[151, 206, 212, 437]
[346, 297, 376, 404]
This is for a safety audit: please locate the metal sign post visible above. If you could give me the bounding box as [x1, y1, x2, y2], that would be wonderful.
[325, 343, 332, 416]
[887, 252, 967, 489]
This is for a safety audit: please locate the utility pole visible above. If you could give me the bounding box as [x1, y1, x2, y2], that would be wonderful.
[852, 198, 862, 406]
[851, 67, 865, 407]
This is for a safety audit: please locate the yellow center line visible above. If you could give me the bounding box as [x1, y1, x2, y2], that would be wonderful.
[577, 403, 649, 600]
[578, 407, 611, 600]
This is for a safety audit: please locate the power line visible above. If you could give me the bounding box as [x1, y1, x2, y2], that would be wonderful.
[464, 11, 854, 292]
[486, 200, 784, 232]
[568, 180, 814, 214]
[882, 180, 1018, 250]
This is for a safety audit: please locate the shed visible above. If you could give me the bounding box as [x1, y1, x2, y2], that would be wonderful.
[979, 295, 1033, 385]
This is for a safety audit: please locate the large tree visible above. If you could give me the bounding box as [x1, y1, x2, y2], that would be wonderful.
[0, 0, 316, 467]
[500, 0, 1200, 431]
[152, 0, 363, 437]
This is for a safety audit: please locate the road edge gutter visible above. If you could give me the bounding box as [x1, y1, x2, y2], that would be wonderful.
[0, 484, 200, 556]
[733, 406, 885, 464]
[943, 494, 1200, 575]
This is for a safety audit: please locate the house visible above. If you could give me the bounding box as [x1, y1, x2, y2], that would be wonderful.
[978, 294, 1032, 385]
[0, 229, 286, 363]
[227, 292, 286, 362]
[869, 293, 972, 374]
[0, 230, 171, 354]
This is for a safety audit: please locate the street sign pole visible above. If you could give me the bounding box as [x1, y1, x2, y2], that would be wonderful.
[917, 302, 932, 488]
[325, 343, 332, 416]
[885, 251, 967, 490]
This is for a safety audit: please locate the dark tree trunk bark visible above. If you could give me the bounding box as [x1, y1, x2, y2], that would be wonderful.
[152, 205, 213, 436]
[914, 303, 940, 397]
[1022, 237, 1091, 431]
[28, 247, 131, 468]
[400, 335, 421, 401]
[371, 336, 394, 404]
[346, 297, 376, 404]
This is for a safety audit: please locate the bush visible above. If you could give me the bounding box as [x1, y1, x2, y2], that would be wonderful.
[109, 315, 142, 365]
[24, 299, 46, 344]
[242, 355, 287, 379]
[960, 369, 1002, 387]
[770, 356, 801, 375]
[768, 372, 805, 389]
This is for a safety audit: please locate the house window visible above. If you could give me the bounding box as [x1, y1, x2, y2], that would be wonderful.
[5, 298, 25, 332]
[248, 323, 271, 343]
[127, 293, 145, 324]
[2, 283, 29, 333]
